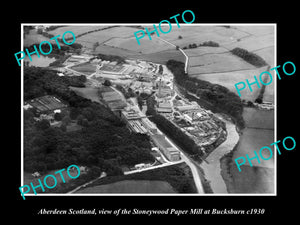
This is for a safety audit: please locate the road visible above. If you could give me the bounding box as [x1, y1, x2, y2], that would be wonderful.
[128, 97, 205, 193]
[163, 134, 204, 194]
[124, 160, 184, 175]
[157, 37, 189, 73]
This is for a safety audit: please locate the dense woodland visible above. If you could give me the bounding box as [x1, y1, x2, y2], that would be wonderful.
[24, 67, 155, 175]
[166, 60, 245, 128]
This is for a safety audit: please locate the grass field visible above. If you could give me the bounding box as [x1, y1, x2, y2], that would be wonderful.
[190, 66, 270, 102]
[226, 165, 274, 193]
[104, 35, 173, 54]
[161, 25, 250, 47]
[70, 62, 97, 75]
[183, 46, 229, 56]
[76, 26, 139, 47]
[188, 52, 256, 74]
[48, 26, 111, 36]
[243, 107, 274, 129]
[128, 49, 186, 64]
[223, 33, 275, 52]
[75, 180, 176, 193]
[69, 86, 101, 104]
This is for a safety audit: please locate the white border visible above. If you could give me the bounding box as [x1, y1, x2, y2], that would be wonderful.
[21, 23, 277, 197]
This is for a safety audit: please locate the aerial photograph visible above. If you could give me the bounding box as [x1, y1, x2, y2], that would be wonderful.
[22, 24, 275, 195]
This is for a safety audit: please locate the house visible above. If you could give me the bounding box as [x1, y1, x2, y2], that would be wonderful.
[135, 163, 146, 170]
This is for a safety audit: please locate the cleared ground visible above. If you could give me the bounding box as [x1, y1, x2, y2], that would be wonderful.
[23, 169, 80, 194]
[75, 180, 176, 193]
[48, 26, 111, 36]
[243, 107, 274, 129]
[161, 25, 250, 47]
[104, 35, 173, 54]
[70, 62, 97, 75]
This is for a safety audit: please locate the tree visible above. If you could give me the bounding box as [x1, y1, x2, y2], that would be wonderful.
[36, 119, 50, 130]
[103, 79, 112, 86]
[61, 115, 71, 126]
[247, 101, 254, 107]
[54, 112, 63, 121]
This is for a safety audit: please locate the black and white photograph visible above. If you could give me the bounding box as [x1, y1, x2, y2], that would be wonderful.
[7, 3, 298, 220]
[21, 24, 276, 196]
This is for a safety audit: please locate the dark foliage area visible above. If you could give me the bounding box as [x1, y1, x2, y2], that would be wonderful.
[95, 54, 126, 65]
[24, 67, 154, 175]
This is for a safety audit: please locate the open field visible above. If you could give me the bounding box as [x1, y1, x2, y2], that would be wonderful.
[223, 33, 275, 52]
[104, 35, 173, 54]
[24, 29, 63, 47]
[190, 65, 271, 102]
[128, 49, 186, 64]
[94, 44, 138, 56]
[76, 26, 139, 47]
[184, 46, 229, 56]
[70, 62, 97, 75]
[75, 180, 176, 193]
[188, 52, 256, 74]
[160, 25, 250, 47]
[252, 46, 275, 67]
[243, 107, 274, 129]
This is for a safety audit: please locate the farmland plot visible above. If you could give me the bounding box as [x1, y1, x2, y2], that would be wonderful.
[223, 33, 275, 52]
[76, 26, 139, 47]
[47, 25, 111, 36]
[161, 25, 250, 47]
[188, 52, 256, 74]
[190, 65, 271, 102]
[104, 36, 174, 54]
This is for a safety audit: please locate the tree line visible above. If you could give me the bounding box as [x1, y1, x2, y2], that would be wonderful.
[230, 47, 268, 67]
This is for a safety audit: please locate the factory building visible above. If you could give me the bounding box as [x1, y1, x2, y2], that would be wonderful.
[150, 134, 181, 162]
